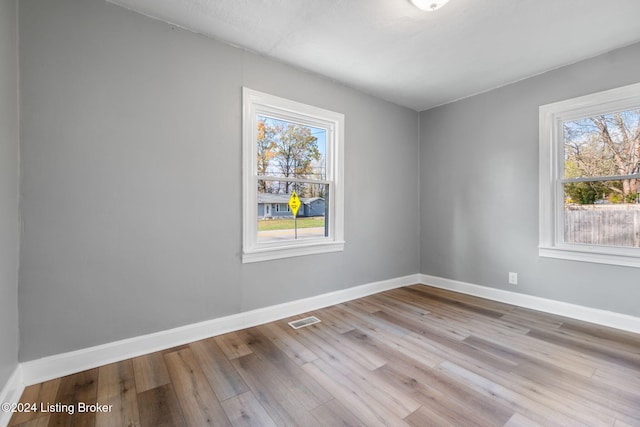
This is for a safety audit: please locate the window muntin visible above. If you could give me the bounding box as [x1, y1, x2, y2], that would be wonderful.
[539, 82, 640, 267]
[243, 88, 344, 263]
[562, 110, 640, 248]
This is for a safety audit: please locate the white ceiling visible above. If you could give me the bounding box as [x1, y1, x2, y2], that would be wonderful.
[108, 0, 640, 111]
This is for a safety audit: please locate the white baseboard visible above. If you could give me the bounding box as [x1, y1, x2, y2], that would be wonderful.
[420, 274, 640, 334]
[14, 272, 640, 393]
[20, 274, 420, 386]
[0, 366, 24, 427]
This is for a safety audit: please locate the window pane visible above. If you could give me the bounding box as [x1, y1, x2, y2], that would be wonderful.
[257, 116, 327, 180]
[257, 180, 328, 243]
[563, 109, 640, 180]
[564, 181, 640, 247]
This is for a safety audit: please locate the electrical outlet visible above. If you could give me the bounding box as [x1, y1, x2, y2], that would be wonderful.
[508, 272, 518, 285]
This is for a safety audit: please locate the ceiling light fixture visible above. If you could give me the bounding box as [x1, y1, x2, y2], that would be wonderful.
[410, 0, 450, 11]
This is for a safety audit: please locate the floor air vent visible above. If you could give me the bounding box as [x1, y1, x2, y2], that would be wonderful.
[288, 316, 321, 329]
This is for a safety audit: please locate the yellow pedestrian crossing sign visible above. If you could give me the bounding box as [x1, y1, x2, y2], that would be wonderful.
[288, 191, 301, 217]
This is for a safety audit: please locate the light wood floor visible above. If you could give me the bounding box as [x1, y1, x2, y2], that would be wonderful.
[8, 285, 640, 426]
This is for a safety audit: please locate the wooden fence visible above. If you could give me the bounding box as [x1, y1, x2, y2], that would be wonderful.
[564, 204, 640, 247]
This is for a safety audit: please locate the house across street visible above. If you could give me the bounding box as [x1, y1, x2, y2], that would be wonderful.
[258, 194, 326, 218]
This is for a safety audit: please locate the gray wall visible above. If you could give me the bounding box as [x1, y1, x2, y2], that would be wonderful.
[420, 42, 640, 317]
[18, 0, 420, 361]
[0, 0, 20, 388]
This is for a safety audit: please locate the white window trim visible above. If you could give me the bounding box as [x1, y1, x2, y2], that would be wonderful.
[242, 88, 345, 263]
[539, 82, 640, 268]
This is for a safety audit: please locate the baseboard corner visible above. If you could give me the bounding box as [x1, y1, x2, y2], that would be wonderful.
[0, 365, 24, 427]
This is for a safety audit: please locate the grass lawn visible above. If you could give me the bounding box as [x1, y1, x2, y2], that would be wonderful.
[258, 217, 325, 231]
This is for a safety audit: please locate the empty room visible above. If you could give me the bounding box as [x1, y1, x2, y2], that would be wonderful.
[2, 0, 640, 425]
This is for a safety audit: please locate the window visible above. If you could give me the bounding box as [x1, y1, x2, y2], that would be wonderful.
[539, 82, 640, 267]
[242, 88, 345, 263]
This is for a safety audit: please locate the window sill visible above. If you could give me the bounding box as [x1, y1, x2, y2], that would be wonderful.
[242, 240, 345, 263]
[539, 245, 640, 268]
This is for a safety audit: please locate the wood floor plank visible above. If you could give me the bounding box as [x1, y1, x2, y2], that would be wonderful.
[505, 305, 569, 325]
[332, 308, 443, 368]
[369, 307, 468, 346]
[272, 321, 355, 377]
[410, 384, 490, 426]
[368, 293, 471, 341]
[378, 290, 530, 342]
[500, 311, 564, 332]
[220, 391, 277, 427]
[512, 360, 640, 424]
[317, 333, 434, 419]
[461, 358, 618, 426]
[11, 415, 51, 427]
[554, 322, 640, 357]
[164, 348, 231, 426]
[559, 317, 640, 347]
[309, 399, 368, 427]
[408, 299, 529, 342]
[336, 301, 409, 337]
[462, 335, 531, 367]
[405, 404, 477, 427]
[132, 352, 171, 393]
[340, 297, 381, 314]
[402, 330, 518, 373]
[392, 288, 531, 339]
[527, 327, 640, 370]
[37, 379, 62, 406]
[503, 412, 543, 427]
[234, 327, 332, 406]
[96, 360, 140, 427]
[8, 378, 60, 426]
[406, 285, 516, 313]
[302, 359, 410, 427]
[48, 368, 98, 427]
[457, 337, 634, 423]
[376, 359, 513, 426]
[614, 419, 637, 427]
[342, 366, 421, 419]
[592, 364, 640, 395]
[136, 384, 186, 427]
[231, 353, 323, 426]
[465, 325, 599, 377]
[403, 286, 512, 318]
[308, 308, 356, 334]
[436, 361, 593, 427]
[283, 319, 422, 419]
[304, 320, 387, 371]
[369, 292, 431, 317]
[214, 332, 253, 360]
[342, 328, 440, 372]
[189, 338, 249, 401]
[161, 345, 190, 355]
[8, 384, 42, 425]
[255, 322, 318, 366]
